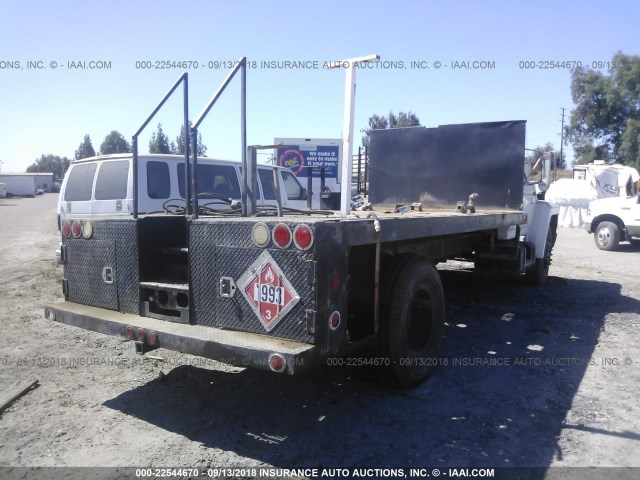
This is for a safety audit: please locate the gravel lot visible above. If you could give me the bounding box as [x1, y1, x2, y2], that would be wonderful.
[0, 193, 639, 476]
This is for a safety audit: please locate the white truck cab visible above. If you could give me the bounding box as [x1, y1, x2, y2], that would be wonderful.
[584, 194, 640, 250]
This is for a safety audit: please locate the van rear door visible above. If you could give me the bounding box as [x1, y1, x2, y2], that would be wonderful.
[92, 160, 132, 216]
[60, 162, 98, 217]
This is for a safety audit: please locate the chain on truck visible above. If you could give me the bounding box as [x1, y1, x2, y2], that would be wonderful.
[45, 55, 559, 389]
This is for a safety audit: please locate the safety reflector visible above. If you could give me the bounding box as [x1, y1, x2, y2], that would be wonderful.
[329, 311, 341, 330]
[268, 353, 286, 373]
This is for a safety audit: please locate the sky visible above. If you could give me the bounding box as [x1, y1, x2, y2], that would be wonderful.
[0, 0, 638, 173]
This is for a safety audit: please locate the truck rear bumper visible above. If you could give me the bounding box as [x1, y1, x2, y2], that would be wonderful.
[44, 302, 316, 375]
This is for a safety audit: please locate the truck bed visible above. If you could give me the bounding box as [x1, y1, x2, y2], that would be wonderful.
[200, 206, 525, 246]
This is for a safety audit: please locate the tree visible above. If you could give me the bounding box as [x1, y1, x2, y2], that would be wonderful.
[526, 142, 567, 170]
[388, 111, 421, 129]
[149, 124, 172, 154]
[566, 52, 640, 169]
[174, 121, 207, 156]
[100, 130, 131, 155]
[74, 134, 95, 160]
[361, 110, 421, 148]
[26, 154, 70, 178]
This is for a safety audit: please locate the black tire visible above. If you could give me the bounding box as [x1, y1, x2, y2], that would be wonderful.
[594, 221, 620, 251]
[378, 255, 445, 389]
[526, 222, 555, 286]
[526, 233, 551, 286]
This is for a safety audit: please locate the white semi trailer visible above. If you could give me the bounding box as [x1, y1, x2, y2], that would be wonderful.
[0, 174, 36, 197]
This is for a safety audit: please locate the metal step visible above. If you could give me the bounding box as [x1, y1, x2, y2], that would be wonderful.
[162, 246, 189, 255]
[139, 281, 190, 324]
[139, 281, 189, 292]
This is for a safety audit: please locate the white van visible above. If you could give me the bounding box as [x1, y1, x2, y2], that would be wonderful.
[56, 154, 308, 261]
[59, 153, 307, 218]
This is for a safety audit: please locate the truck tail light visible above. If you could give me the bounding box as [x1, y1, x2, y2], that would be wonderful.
[148, 331, 158, 345]
[268, 353, 287, 373]
[329, 311, 341, 330]
[62, 219, 72, 238]
[251, 222, 270, 248]
[293, 224, 313, 250]
[125, 326, 135, 339]
[272, 223, 292, 248]
[136, 328, 145, 342]
[81, 221, 93, 239]
[71, 220, 82, 238]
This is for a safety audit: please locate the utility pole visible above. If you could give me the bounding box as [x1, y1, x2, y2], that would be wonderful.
[559, 107, 566, 178]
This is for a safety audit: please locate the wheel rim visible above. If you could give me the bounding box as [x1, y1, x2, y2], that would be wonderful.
[408, 286, 435, 352]
[597, 227, 611, 247]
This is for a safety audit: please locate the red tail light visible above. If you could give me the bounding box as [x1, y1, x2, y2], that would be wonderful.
[268, 353, 287, 373]
[148, 331, 158, 345]
[125, 326, 135, 339]
[62, 220, 72, 238]
[71, 220, 82, 238]
[329, 311, 341, 330]
[136, 328, 145, 342]
[293, 224, 313, 250]
[272, 223, 292, 248]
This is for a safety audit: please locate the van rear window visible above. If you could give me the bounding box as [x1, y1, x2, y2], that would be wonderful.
[64, 163, 97, 201]
[147, 161, 170, 199]
[95, 161, 130, 200]
[178, 164, 240, 199]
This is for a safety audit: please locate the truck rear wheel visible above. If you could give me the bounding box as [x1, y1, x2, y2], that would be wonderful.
[594, 221, 620, 251]
[378, 255, 445, 388]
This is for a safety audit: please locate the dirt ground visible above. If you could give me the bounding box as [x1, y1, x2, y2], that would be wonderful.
[0, 193, 639, 476]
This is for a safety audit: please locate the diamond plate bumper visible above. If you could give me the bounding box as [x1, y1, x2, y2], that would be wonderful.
[45, 302, 316, 375]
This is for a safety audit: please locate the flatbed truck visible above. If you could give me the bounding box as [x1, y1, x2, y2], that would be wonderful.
[45, 57, 557, 388]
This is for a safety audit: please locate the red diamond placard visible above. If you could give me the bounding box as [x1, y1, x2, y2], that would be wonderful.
[237, 250, 300, 332]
